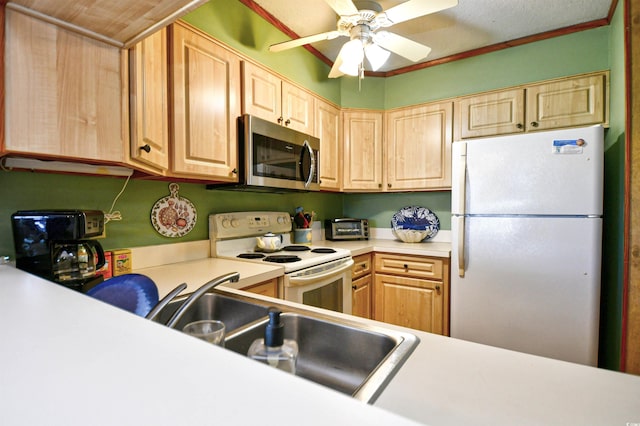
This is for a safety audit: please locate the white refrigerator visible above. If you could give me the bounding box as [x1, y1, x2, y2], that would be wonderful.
[451, 125, 603, 366]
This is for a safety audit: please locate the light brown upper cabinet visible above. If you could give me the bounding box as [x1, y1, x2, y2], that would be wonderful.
[169, 23, 241, 180]
[242, 62, 315, 135]
[128, 28, 170, 173]
[456, 71, 608, 139]
[315, 99, 342, 191]
[4, 10, 125, 163]
[385, 102, 453, 191]
[128, 23, 240, 180]
[342, 110, 384, 191]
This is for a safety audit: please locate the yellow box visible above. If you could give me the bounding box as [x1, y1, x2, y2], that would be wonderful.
[111, 249, 132, 276]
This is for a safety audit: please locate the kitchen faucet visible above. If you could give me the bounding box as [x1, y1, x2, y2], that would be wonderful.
[164, 272, 240, 329]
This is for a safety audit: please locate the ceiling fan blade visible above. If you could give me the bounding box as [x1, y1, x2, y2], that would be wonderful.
[373, 31, 432, 62]
[384, 0, 458, 25]
[324, 0, 358, 16]
[269, 31, 343, 52]
[328, 46, 347, 78]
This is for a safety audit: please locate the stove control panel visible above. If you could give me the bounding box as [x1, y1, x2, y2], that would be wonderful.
[210, 211, 292, 239]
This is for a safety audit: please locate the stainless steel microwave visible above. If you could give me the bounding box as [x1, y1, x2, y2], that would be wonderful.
[325, 218, 369, 240]
[208, 114, 319, 192]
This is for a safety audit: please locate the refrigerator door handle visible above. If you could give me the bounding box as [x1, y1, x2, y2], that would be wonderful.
[455, 142, 467, 214]
[456, 216, 465, 277]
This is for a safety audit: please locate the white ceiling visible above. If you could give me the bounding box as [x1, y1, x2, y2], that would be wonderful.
[252, 0, 614, 73]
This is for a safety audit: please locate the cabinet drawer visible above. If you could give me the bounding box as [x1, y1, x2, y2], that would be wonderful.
[352, 254, 372, 279]
[374, 253, 443, 280]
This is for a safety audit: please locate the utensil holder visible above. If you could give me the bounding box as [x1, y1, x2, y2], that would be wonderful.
[293, 229, 312, 245]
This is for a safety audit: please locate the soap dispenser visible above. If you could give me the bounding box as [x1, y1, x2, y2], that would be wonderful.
[247, 308, 298, 374]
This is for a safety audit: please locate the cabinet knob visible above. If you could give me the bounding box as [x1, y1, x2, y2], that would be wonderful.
[360, 263, 366, 269]
[285, 119, 291, 126]
[352, 285, 357, 290]
[516, 123, 523, 129]
[378, 183, 382, 188]
[530, 121, 539, 128]
[435, 285, 441, 293]
[403, 264, 409, 270]
[139, 144, 151, 153]
[387, 183, 392, 188]
[277, 117, 284, 124]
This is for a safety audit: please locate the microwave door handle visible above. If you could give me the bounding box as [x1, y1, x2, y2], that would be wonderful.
[300, 140, 315, 188]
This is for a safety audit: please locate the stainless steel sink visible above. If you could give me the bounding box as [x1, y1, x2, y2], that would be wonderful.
[161, 290, 419, 404]
[225, 311, 419, 403]
[153, 293, 270, 333]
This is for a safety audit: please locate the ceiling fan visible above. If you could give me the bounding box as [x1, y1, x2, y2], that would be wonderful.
[269, 0, 458, 78]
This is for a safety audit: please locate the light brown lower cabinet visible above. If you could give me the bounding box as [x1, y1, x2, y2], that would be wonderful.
[373, 253, 449, 335]
[351, 254, 373, 319]
[240, 278, 279, 298]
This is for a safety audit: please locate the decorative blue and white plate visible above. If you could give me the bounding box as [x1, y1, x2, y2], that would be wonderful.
[391, 206, 440, 241]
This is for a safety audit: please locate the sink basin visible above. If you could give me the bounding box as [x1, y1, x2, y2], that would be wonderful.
[225, 311, 419, 403]
[153, 293, 270, 332]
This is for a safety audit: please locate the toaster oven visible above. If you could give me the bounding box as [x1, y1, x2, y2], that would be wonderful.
[325, 219, 369, 241]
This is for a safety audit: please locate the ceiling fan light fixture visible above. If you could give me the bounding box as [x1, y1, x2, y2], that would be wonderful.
[338, 38, 364, 76]
[364, 43, 390, 71]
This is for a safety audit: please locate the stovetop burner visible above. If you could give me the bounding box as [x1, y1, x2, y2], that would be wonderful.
[311, 248, 336, 254]
[282, 245, 311, 252]
[263, 255, 302, 263]
[237, 253, 266, 259]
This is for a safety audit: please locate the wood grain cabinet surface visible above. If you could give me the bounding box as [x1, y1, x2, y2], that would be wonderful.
[373, 253, 450, 335]
[315, 99, 342, 191]
[385, 102, 453, 191]
[128, 28, 169, 172]
[342, 110, 384, 191]
[455, 71, 608, 139]
[169, 23, 241, 180]
[4, 10, 125, 163]
[351, 254, 373, 319]
[240, 278, 279, 299]
[242, 61, 315, 135]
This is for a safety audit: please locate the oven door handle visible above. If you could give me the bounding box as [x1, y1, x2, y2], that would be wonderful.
[287, 258, 354, 285]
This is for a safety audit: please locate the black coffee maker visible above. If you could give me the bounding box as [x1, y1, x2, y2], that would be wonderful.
[12, 210, 106, 291]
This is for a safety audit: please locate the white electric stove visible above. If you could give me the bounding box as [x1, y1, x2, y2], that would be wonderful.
[209, 212, 353, 314]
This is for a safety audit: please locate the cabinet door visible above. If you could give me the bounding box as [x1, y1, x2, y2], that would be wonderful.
[352, 274, 372, 319]
[342, 111, 384, 191]
[385, 102, 453, 191]
[374, 274, 443, 334]
[457, 88, 525, 138]
[281, 81, 314, 134]
[241, 278, 279, 298]
[526, 74, 606, 131]
[171, 23, 240, 180]
[242, 61, 282, 124]
[129, 28, 169, 172]
[315, 99, 342, 190]
[5, 10, 124, 162]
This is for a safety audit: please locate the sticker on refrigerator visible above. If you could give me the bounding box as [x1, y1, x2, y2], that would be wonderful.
[552, 139, 585, 154]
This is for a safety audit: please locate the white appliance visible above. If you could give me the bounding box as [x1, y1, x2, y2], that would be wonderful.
[210, 212, 353, 314]
[451, 125, 603, 366]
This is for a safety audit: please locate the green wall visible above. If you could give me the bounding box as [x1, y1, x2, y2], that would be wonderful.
[0, 172, 343, 256]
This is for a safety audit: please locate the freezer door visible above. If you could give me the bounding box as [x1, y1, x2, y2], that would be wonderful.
[451, 216, 601, 366]
[452, 125, 603, 216]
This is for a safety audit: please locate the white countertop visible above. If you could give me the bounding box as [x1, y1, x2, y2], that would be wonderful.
[317, 238, 451, 258]
[0, 265, 420, 426]
[134, 257, 284, 298]
[3, 264, 640, 425]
